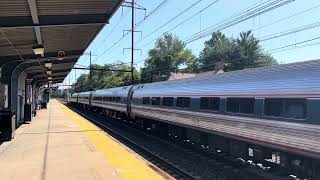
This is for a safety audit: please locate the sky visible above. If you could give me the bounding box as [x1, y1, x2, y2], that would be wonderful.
[62, 0, 320, 86]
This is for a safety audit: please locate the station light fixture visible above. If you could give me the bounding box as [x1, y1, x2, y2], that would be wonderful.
[32, 45, 45, 55]
[48, 76, 52, 80]
[49, 80, 52, 84]
[44, 62, 52, 69]
[46, 70, 52, 75]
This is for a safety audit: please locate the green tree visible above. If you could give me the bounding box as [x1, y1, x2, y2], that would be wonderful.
[228, 31, 277, 71]
[199, 32, 236, 71]
[199, 31, 277, 71]
[71, 63, 140, 93]
[141, 33, 196, 82]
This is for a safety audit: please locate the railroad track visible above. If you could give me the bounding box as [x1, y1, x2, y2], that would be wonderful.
[64, 102, 307, 180]
[65, 103, 196, 180]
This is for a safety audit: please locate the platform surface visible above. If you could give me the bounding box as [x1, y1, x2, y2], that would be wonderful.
[0, 99, 164, 180]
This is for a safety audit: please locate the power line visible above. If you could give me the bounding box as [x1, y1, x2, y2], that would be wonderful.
[100, 0, 170, 65]
[95, 0, 169, 63]
[137, 0, 293, 66]
[268, 41, 320, 54]
[137, 0, 204, 44]
[135, 0, 170, 28]
[252, 2, 320, 31]
[139, 0, 220, 48]
[183, 0, 276, 41]
[183, 0, 295, 44]
[260, 21, 320, 42]
[266, 35, 320, 53]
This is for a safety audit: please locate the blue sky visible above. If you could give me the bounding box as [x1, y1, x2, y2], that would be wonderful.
[62, 0, 320, 85]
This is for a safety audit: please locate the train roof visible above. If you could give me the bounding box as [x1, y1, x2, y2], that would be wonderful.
[92, 86, 133, 97]
[78, 91, 94, 97]
[132, 59, 320, 98]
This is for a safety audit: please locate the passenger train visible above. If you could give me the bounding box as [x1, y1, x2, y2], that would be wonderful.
[70, 60, 320, 158]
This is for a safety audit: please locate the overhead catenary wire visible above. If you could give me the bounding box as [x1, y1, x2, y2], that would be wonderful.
[98, 0, 170, 65]
[137, 0, 294, 67]
[137, 0, 204, 44]
[138, 0, 220, 48]
[266, 40, 320, 54]
[252, 2, 320, 31]
[111, 0, 292, 69]
[95, 0, 316, 79]
[260, 21, 320, 42]
[140, 0, 320, 48]
[183, 0, 295, 44]
[182, 0, 277, 41]
[266, 35, 320, 53]
[135, 0, 170, 28]
[95, 0, 170, 63]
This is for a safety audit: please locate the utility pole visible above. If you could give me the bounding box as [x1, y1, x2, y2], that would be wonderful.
[89, 51, 92, 90]
[122, 1, 145, 85]
[131, 0, 134, 85]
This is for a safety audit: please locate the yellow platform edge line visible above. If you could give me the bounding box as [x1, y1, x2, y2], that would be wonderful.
[57, 100, 164, 180]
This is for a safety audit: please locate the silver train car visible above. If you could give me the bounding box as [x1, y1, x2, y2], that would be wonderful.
[72, 60, 320, 158]
[78, 91, 92, 106]
[70, 93, 79, 103]
[91, 86, 133, 115]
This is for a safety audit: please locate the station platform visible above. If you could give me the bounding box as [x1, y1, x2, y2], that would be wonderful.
[0, 100, 164, 180]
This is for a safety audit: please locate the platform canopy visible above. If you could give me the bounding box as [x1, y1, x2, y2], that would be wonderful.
[0, 0, 123, 86]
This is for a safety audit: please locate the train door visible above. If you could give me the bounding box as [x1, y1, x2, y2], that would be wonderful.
[126, 86, 135, 117]
[89, 92, 93, 107]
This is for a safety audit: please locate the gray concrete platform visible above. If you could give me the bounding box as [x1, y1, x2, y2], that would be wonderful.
[0, 100, 164, 180]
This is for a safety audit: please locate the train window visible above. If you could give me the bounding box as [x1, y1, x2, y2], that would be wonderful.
[176, 97, 190, 108]
[163, 97, 174, 106]
[116, 97, 121, 102]
[200, 97, 220, 111]
[142, 97, 150, 104]
[151, 97, 161, 105]
[264, 98, 306, 119]
[227, 98, 254, 114]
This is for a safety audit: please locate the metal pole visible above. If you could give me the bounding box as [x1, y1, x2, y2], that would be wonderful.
[89, 51, 92, 89]
[74, 69, 77, 92]
[131, 0, 134, 85]
[69, 73, 70, 88]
